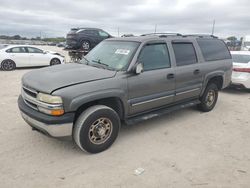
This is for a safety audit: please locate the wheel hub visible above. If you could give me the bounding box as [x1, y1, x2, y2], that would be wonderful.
[206, 90, 215, 106]
[89, 117, 113, 145]
[96, 125, 106, 136]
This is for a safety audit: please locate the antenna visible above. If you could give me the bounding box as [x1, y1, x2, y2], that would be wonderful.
[211, 19, 215, 35]
[154, 24, 157, 33]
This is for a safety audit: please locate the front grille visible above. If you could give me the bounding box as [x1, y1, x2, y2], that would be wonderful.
[22, 86, 39, 111]
[23, 87, 37, 98]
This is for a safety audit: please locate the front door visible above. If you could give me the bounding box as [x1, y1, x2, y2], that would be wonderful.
[26, 47, 50, 66]
[127, 43, 176, 115]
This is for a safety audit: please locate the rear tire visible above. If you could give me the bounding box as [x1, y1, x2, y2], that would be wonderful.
[50, 58, 61, 66]
[1, 59, 16, 71]
[81, 41, 90, 51]
[73, 105, 120, 153]
[198, 83, 218, 112]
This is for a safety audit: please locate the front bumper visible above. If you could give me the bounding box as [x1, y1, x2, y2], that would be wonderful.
[18, 96, 74, 137]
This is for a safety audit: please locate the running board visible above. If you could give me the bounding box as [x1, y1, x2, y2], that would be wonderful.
[125, 99, 200, 125]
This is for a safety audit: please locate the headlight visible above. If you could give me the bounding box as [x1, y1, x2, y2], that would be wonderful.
[36, 93, 64, 116]
[37, 93, 63, 104]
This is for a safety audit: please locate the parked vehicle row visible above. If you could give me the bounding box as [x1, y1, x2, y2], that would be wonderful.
[18, 33, 232, 153]
[0, 45, 65, 71]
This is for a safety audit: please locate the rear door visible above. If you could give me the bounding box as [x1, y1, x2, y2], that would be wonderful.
[6, 47, 29, 67]
[171, 40, 203, 102]
[127, 42, 176, 115]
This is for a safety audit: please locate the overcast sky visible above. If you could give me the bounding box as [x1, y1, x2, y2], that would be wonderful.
[0, 0, 249, 38]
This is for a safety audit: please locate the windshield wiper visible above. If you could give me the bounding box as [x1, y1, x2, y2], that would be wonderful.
[82, 56, 90, 64]
[91, 59, 109, 67]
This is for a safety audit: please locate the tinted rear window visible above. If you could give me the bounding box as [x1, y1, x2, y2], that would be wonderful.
[197, 39, 231, 61]
[172, 42, 197, 66]
[232, 54, 250, 63]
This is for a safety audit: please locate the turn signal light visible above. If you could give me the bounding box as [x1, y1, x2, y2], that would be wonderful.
[51, 109, 65, 116]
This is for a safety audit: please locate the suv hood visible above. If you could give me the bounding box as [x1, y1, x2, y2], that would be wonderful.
[22, 63, 116, 94]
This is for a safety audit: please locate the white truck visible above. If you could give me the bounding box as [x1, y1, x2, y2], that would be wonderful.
[241, 35, 250, 51]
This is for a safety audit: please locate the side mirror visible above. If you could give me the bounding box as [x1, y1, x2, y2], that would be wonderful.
[135, 63, 144, 74]
[43, 51, 47, 54]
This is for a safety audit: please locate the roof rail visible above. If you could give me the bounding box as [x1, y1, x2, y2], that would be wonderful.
[182, 34, 218, 38]
[141, 33, 182, 37]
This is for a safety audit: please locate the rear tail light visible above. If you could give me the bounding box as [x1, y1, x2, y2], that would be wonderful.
[233, 68, 250, 73]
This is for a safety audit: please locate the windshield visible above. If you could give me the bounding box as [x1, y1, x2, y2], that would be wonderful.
[81, 40, 140, 70]
[232, 54, 250, 63]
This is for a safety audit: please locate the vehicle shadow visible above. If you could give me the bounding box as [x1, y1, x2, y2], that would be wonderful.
[40, 106, 200, 156]
[221, 87, 250, 95]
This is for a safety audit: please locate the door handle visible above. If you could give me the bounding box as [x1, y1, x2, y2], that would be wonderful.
[167, 73, 175, 79]
[193, 69, 200, 75]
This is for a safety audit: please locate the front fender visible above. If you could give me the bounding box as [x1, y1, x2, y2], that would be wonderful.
[69, 89, 127, 112]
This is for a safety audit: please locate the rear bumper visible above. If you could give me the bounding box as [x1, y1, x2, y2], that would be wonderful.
[18, 95, 74, 137]
[65, 39, 81, 50]
[232, 75, 250, 89]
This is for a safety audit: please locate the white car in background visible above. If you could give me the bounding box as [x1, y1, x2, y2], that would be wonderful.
[0, 45, 65, 71]
[231, 51, 250, 89]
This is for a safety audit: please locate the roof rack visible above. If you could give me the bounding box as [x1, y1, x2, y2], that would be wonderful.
[141, 33, 182, 37]
[182, 34, 218, 38]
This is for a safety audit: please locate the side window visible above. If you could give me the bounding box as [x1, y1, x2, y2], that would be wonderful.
[138, 43, 171, 71]
[6, 47, 26, 53]
[197, 39, 231, 61]
[84, 30, 98, 36]
[98, 31, 109, 37]
[172, 42, 197, 66]
[83, 30, 93, 35]
[27, 47, 43, 53]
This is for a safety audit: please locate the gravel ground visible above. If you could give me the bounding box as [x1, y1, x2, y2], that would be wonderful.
[0, 49, 250, 187]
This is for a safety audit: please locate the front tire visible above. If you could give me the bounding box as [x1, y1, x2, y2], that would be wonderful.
[50, 58, 61, 66]
[1, 59, 16, 71]
[73, 105, 121, 153]
[198, 83, 218, 112]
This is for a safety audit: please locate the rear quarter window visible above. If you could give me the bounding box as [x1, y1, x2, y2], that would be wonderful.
[197, 39, 231, 61]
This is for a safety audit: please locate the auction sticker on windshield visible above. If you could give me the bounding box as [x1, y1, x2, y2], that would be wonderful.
[115, 49, 130, 55]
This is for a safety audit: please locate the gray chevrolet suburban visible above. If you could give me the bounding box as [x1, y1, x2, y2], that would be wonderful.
[18, 33, 232, 153]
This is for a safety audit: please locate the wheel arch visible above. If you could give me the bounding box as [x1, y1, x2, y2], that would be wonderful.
[1, 59, 16, 70]
[80, 38, 92, 47]
[50, 57, 61, 65]
[201, 73, 224, 96]
[73, 96, 126, 124]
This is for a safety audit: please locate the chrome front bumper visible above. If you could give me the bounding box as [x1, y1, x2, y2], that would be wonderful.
[21, 112, 73, 137]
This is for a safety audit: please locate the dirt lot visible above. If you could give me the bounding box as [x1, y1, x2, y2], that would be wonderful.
[0, 58, 250, 187]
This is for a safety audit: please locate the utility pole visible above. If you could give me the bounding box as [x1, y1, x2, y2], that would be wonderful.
[154, 24, 157, 33]
[117, 27, 120, 37]
[211, 19, 215, 35]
